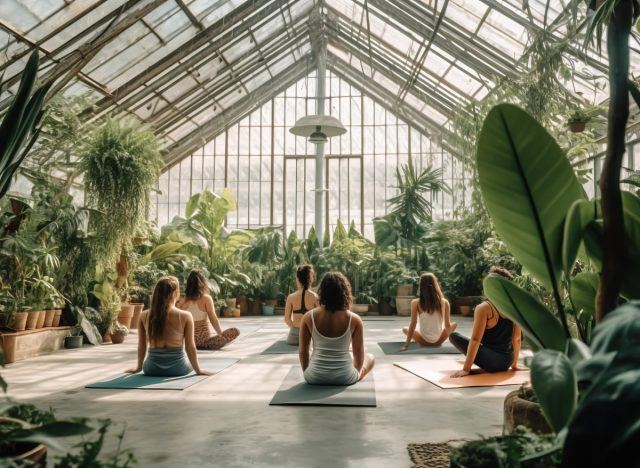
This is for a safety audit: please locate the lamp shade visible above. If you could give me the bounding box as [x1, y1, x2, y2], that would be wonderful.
[289, 114, 347, 143]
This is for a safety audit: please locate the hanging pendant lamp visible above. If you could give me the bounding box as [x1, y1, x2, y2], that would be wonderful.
[289, 114, 346, 144]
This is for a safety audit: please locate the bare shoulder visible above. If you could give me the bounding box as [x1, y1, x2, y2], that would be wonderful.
[474, 301, 491, 318]
[349, 311, 363, 328]
[174, 307, 193, 321]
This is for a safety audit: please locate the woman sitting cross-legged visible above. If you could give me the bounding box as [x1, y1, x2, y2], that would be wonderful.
[449, 267, 522, 378]
[299, 272, 375, 385]
[284, 264, 319, 345]
[178, 270, 240, 350]
[400, 272, 457, 351]
[126, 276, 211, 377]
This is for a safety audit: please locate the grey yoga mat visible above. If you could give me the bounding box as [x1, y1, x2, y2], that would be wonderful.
[377, 341, 460, 355]
[270, 367, 376, 407]
[86, 358, 239, 390]
[261, 339, 298, 354]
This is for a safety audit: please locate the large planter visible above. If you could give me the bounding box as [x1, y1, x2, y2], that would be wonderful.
[43, 309, 55, 328]
[452, 296, 483, 315]
[222, 308, 233, 318]
[129, 303, 144, 330]
[35, 310, 46, 329]
[232, 308, 241, 318]
[264, 298, 277, 307]
[274, 306, 285, 316]
[117, 304, 134, 328]
[503, 387, 552, 435]
[225, 298, 237, 310]
[378, 300, 393, 316]
[351, 304, 369, 316]
[25, 311, 39, 330]
[261, 303, 275, 316]
[0, 327, 70, 363]
[12, 312, 28, 332]
[396, 284, 414, 297]
[0, 417, 47, 465]
[395, 296, 414, 316]
[64, 336, 83, 349]
[52, 309, 62, 327]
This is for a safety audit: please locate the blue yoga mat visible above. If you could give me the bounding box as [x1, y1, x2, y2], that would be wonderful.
[86, 358, 239, 390]
[261, 339, 298, 354]
[377, 341, 460, 355]
[270, 367, 376, 407]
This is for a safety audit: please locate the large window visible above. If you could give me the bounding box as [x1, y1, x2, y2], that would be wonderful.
[154, 70, 470, 238]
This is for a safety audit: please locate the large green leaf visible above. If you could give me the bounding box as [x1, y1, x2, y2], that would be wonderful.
[621, 191, 640, 298]
[563, 199, 601, 275]
[531, 349, 577, 433]
[10, 421, 93, 452]
[483, 275, 567, 351]
[571, 272, 599, 324]
[477, 104, 585, 291]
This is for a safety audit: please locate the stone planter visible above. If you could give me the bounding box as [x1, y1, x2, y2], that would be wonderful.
[395, 296, 414, 316]
[225, 298, 237, 310]
[396, 284, 414, 297]
[117, 304, 134, 328]
[261, 303, 275, 316]
[503, 386, 552, 435]
[351, 304, 369, 316]
[44, 309, 55, 328]
[0, 327, 70, 363]
[130, 303, 144, 330]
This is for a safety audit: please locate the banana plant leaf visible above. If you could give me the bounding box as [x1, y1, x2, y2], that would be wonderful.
[477, 104, 585, 292]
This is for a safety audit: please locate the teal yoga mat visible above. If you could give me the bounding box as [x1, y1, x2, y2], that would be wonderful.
[377, 341, 460, 355]
[270, 367, 376, 407]
[261, 339, 298, 354]
[86, 358, 239, 390]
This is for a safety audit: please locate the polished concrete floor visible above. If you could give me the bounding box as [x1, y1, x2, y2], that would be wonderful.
[2, 315, 525, 467]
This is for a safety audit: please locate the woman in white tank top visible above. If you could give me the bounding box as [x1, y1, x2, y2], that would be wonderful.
[299, 272, 375, 385]
[177, 271, 240, 350]
[400, 272, 457, 351]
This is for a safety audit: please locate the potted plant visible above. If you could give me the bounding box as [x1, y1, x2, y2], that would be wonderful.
[261, 271, 278, 315]
[110, 322, 129, 344]
[64, 325, 83, 349]
[0, 289, 28, 332]
[567, 109, 590, 133]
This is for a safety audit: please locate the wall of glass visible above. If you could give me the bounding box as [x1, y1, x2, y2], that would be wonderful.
[153, 70, 471, 239]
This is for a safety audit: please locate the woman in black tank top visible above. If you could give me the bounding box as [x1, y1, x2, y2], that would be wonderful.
[449, 267, 522, 377]
[284, 265, 318, 345]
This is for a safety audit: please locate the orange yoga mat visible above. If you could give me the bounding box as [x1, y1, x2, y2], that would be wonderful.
[394, 359, 530, 389]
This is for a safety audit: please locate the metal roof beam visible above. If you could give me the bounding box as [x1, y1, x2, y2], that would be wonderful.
[174, 0, 204, 30]
[163, 55, 315, 167]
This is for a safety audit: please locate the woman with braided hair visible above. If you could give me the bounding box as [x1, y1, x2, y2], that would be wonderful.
[284, 264, 319, 345]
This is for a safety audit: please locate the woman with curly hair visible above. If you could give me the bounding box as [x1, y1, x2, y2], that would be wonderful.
[299, 272, 375, 385]
[284, 264, 319, 345]
[178, 271, 240, 350]
[126, 276, 210, 377]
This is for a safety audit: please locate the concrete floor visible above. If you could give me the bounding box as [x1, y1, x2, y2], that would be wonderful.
[2, 316, 525, 467]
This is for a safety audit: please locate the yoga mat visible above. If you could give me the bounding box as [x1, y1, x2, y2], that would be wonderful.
[86, 358, 239, 390]
[378, 341, 460, 355]
[270, 367, 376, 407]
[261, 339, 298, 354]
[394, 360, 530, 389]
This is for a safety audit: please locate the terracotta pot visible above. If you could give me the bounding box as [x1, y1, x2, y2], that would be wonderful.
[103, 331, 112, 343]
[52, 310, 62, 327]
[130, 303, 144, 330]
[378, 300, 392, 316]
[117, 304, 134, 328]
[44, 309, 55, 327]
[503, 387, 552, 435]
[236, 295, 249, 315]
[249, 297, 262, 316]
[232, 308, 241, 318]
[25, 311, 39, 330]
[111, 333, 126, 344]
[12, 312, 28, 331]
[459, 305, 472, 317]
[35, 310, 46, 329]
[222, 308, 233, 318]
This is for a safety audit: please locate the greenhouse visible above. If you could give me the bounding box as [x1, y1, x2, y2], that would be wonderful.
[0, 0, 639, 466]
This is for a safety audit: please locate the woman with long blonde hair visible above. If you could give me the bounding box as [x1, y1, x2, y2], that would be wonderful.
[126, 276, 210, 376]
[400, 272, 456, 351]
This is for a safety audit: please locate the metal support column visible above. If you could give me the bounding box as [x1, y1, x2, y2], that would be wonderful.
[315, 46, 327, 245]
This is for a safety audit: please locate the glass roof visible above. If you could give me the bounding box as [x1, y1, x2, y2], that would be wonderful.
[1, 0, 638, 166]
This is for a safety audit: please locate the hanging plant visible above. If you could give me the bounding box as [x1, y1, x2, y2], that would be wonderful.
[82, 119, 163, 276]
